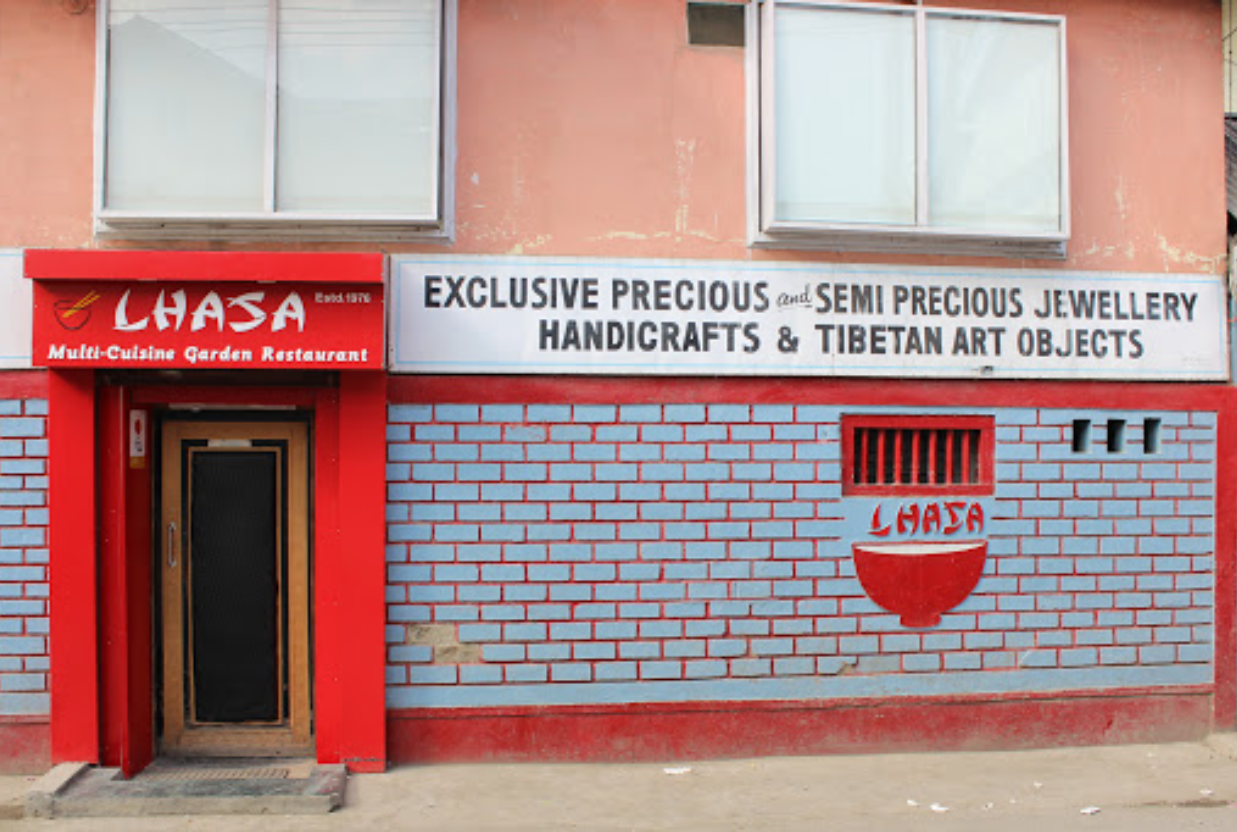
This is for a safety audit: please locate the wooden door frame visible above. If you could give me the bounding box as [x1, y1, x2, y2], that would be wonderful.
[159, 420, 311, 756]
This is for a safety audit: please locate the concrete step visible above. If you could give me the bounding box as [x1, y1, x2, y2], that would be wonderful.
[26, 759, 346, 818]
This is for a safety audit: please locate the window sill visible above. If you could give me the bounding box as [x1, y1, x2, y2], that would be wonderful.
[751, 227, 1068, 260]
[94, 213, 453, 245]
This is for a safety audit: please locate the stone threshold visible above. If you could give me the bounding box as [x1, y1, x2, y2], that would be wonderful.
[22, 758, 346, 818]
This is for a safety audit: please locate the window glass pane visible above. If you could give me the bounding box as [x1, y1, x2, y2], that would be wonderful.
[927, 16, 1061, 232]
[105, 0, 266, 212]
[772, 7, 915, 226]
[277, 0, 440, 216]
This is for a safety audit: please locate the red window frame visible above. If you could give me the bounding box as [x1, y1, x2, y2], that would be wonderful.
[841, 414, 995, 497]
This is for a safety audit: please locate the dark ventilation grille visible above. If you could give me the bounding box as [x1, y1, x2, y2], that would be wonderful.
[1143, 417, 1162, 453]
[1105, 419, 1126, 453]
[843, 416, 994, 495]
[688, 2, 745, 47]
[1072, 419, 1091, 453]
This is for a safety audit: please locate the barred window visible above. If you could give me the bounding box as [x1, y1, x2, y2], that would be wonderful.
[843, 415, 994, 495]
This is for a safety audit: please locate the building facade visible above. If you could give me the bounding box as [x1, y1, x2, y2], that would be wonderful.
[0, 0, 1231, 775]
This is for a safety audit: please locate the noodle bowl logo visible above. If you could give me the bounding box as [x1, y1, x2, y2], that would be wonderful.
[54, 290, 101, 331]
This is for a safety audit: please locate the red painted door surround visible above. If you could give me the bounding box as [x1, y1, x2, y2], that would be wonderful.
[27, 251, 388, 775]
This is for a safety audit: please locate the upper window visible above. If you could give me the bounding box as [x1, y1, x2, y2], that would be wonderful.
[96, 0, 451, 240]
[752, 1, 1068, 258]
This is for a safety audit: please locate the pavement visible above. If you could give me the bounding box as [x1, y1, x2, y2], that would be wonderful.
[6, 737, 1237, 830]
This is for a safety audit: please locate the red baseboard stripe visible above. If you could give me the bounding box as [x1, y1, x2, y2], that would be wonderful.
[389, 689, 1213, 763]
[0, 718, 51, 775]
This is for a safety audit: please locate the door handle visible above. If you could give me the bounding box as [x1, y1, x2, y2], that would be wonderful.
[168, 522, 178, 569]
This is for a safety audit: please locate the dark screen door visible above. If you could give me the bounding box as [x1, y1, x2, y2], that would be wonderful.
[189, 450, 281, 723]
[161, 421, 310, 754]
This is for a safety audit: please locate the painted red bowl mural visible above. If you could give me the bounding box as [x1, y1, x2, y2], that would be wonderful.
[851, 541, 988, 628]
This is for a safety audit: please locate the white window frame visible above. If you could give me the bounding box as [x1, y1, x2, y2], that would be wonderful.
[747, 0, 1069, 259]
[92, 0, 457, 243]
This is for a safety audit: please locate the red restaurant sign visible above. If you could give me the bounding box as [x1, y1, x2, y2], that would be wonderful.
[27, 251, 384, 370]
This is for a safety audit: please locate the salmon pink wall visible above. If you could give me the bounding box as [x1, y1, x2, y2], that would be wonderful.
[0, 0, 1224, 274]
[0, 0, 95, 247]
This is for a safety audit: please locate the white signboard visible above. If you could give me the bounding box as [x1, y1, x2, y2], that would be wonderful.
[0, 251, 32, 369]
[390, 255, 1229, 380]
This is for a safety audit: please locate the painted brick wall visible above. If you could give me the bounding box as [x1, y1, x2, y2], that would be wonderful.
[988, 410, 1214, 674]
[384, 404, 1215, 710]
[0, 399, 49, 716]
